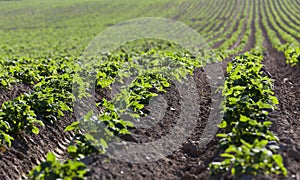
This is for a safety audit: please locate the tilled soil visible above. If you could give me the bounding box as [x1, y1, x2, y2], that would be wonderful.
[260, 13, 300, 179]
[264, 50, 300, 180]
[0, 83, 32, 107]
[0, 113, 75, 179]
[83, 68, 223, 180]
[0, 52, 299, 180]
[0, 66, 223, 180]
[0, 2, 300, 179]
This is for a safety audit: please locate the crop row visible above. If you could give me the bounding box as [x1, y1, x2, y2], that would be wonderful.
[279, 0, 300, 25]
[187, 0, 226, 31]
[0, 53, 79, 151]
[209, 0, 247, 47]
[266, 1, 299, 39]
[271, 0, 300, 33]
[260, 0, 300, 66]
[194, 0, 300, 66]
[25, 43, 206, 179]
[199, 0, 234, 36]
[26, 47, 290, 179]
[209, 49, 287, 176]
[205, 0, 243, 43]
[0, 74, 73, 147]
[175, 0, 299, 66]
[0, 0, 298, 179]
[1, 1, 297, 67]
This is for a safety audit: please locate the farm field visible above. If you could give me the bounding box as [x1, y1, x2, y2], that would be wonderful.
[0, 0, 299, 179]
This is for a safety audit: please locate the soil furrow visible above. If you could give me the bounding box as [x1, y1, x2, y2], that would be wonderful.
[0, 113, 75, 179]
[212, 0, 247, 49]
[0, 83, 32, 107]
[229, 0, 252, 50]
[84, 68, 221, 179]
[266, 0, 300, 42]
[259, 1, 300, 178]
[261, 0, 286, 44]
[243, 0, 256, 52]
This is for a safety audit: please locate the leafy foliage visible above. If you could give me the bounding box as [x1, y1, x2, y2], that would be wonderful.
[69, 42, 202, 154]
[28, 152, 87, 180]
[209, 49, 287, 176]
[284, 45, 300, 66]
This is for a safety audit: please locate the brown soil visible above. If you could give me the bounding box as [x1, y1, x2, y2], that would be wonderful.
[213, 0, 247, 49]
[84, 68, 222, 180]
[208, 0, 241, 42]
[265, 0, 300, 42]
[259, 2, 300, 179]
[0, 1, 299, 180]
[0, 83, 32, 107]
[0, 113, 75, 179]
[243, 0, 256, 52]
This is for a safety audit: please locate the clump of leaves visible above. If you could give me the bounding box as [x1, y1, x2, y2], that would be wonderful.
[0, 96, 43, 143]
[284, 44, 300, 66]
[65, 119, 103, 160]
[28, 152, 87, 180]
[0, 74, 74, 147]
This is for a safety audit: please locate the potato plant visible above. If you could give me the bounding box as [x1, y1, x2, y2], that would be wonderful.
[210, 49, 287, 176]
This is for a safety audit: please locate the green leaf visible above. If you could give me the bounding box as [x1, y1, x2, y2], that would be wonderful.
[67, 145, 77, 153]
[240, 115, 250, 122]
[3, 133, 14, 147]
[231, 167, 236, 175]
[65, 122, 79, 131]
[263, 121, 272, 127]
[84, 133, 94, 141]
[100, 138, 108, 149]
[221, 153, 235, 159]
[219, 120, 227, 128]
[272, 154, 283, 166]
[270, 96, 279, 105]
[241, 139, 252, 149]
[32, 126, 39, 134]
[46, 152, 56, 162]
[216, 133, 227, 138]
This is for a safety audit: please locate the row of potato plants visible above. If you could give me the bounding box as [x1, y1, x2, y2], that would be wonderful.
[283, 0, 299, 16]
[0, 53, 77, 147]
[27, 152, 87, 180]
[270, 0, 300, 34]
[200, 0, 234, 36]
[209, 0, 248, 48]
[209, 49, 287, 176]
[187, 0, 225, 32]
[205, 0, 242, 42]
[0, 53, 76, 89]
[213, 0, 252, 60]
[0, 54, 88, 179]
[278, 0, 300, 29]
[0, 74, 73, 147]
[27, 43, 203, 179]
[261, 0, 299, 66]
[69, 45, 203, 155]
